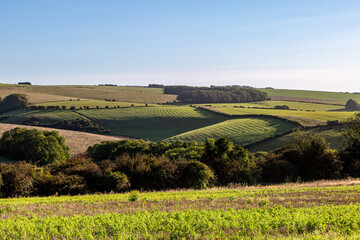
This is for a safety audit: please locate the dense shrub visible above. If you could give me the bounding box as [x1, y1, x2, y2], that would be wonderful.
[0, 162, 37, 197]
[202, 137, 258, 185]
[274, 105, 290, 110]
[177, 161, 214, 189]
[0, 128, 70, 166]
[345, 99, 359, 110]
[340, 113, 360, 177]
[0, 93, 29, 113]
[112, 154, 177, 190]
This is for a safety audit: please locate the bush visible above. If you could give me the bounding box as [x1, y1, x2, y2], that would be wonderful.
[104, 171, 130, 192]
[113, 153, 177, 190]
[340, 113, 360, 177]
[128, 190, 140, 202]
[0, 128, 70, 166]
[345, 99, 359, 110]
[0, 93, 29, 113]
[279, 131, 342, 181]
[0, 162, 37, 197]
[177, 161, 214, 189]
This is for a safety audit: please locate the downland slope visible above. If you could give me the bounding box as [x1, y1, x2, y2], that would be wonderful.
[0, 84, 176, 104]
[261, 88, 360, 103]
[0, 106, 299, 145]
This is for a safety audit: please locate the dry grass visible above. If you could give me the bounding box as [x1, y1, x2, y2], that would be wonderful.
[1, 178, 360, 219]
[0, 123, 129, 156]
[0, 87, 86, 104]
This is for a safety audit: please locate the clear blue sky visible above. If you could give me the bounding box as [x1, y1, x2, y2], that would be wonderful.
[1, 0, 360, 91]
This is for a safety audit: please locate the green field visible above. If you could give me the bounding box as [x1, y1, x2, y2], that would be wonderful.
[0, 84, 176, 104]
[1, 106, 298, 145]
[166, 117, 295, 146]
[248, 125, 345, 152]
[215, 107, 356, 122]
[0, 182, 360, 239]
[76, 106, 230, 141]
[261, 88, 360, 103]
[34, 100, 152, 108]
[200, 100, 344, 111]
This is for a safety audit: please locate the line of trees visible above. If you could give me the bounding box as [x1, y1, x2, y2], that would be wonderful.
[1, 113, 360, 197]
[163, 86, 268, 103]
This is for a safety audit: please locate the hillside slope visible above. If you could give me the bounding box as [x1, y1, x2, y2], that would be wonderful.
[0, 123, 129, 156]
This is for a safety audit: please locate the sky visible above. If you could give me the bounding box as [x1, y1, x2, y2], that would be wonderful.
[0, 0, 360, 91]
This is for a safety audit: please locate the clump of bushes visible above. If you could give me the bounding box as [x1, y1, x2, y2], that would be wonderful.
[274, 105, 290, 110]
[0, 128, 70, 166]
[22, 118, 110, 134]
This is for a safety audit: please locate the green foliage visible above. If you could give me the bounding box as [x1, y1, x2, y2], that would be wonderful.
[345, 99, 359, 110]
[0, 128, 70, 166]
[0, 162, 37, 197]
[178, 161, 214, 189]
[112, 154, 178, 190]
[128, 190, 140, 202]
[340, 113, 360, 177]
[203, 137, 258, 185]
[261, 131, 342, 182]
[0, 93, 28, 113]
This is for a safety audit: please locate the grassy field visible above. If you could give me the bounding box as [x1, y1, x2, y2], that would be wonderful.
[261, 88, 360, 103]
[76, 106, 230, 140]
[166, 117, 295, 146]
[0, 180, 360, 238]
[0, 123, 127, 156]
[248, 125, 345, 152]
[34, 100, 152, 108]
[0, 84, 176, 104]
[200, 100, 344, 111]
[214, 107, 356, 122]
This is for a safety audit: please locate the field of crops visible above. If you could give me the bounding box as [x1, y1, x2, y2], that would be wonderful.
[1, 180, 360, 239]
[261, 88, 360, 103]
[166, 117, 295, 145]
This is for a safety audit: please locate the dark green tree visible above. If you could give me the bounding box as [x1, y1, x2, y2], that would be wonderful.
[345, 99, 359, 111]
[0, 128, 70, 166]
[0, 93, 29, 113]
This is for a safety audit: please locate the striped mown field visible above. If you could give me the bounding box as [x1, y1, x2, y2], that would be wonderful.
[166, 117, 296, 145]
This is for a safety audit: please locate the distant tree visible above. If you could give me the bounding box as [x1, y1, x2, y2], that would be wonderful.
[18, 82, 32, 85]
[274, 105, 290, 110]
[345, 99, 359, 110]
[0, 128, 70, 166]
[0, 93, 29, 113]
[148, 84, 165, 88]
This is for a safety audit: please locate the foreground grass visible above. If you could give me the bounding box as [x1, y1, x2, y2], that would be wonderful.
[2, 205, 360, 239]
[1, 180, 360, 239]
